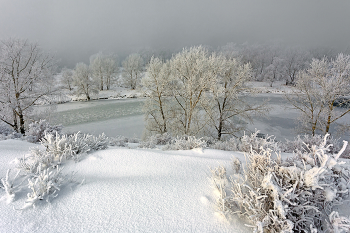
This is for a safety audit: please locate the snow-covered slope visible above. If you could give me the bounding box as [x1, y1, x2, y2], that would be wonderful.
[0, 140, 250, 233]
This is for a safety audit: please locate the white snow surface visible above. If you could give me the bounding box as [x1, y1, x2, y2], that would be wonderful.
[0, 140, 250, 233]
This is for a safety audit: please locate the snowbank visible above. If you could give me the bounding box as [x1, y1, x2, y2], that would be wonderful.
[0, 140, 250, 232]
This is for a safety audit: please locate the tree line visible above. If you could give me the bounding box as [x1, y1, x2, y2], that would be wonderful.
[0, 38, 349, 138]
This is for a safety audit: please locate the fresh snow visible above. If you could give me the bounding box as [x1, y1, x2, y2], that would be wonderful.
[0, 140, 251, 233]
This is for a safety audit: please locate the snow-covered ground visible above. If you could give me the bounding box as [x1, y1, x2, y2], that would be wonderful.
[246, 81, 294, 94]
[0, 139, 252, 233]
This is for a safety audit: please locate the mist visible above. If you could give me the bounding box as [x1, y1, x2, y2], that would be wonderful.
[1, 0, 349, 67]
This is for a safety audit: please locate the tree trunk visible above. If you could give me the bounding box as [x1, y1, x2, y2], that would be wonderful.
[12, 110, 18, 133]
[158, 96, 167, 133]
[106, 77, 110, 90]
[217, 119, 223, 140]
[17, 109, 26, 135]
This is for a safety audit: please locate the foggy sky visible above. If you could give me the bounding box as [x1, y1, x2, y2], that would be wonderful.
[0, 0, 349, 67]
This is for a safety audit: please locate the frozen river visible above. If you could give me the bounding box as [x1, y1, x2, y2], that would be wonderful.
[49, 99, 145, 138]
[46, 95, 349, 141]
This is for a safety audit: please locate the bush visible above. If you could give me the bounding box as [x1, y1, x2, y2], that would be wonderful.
[22, 165, 66, 209]
[211, 137, 238, 151]
[163, 135, 207, 150]
[211, 134, 350, 232]
[282, 134, 350, 158]
[139, 133, 172, 149]
[0, 122, 23, 140]
[26, 120, 63, 143]
[238, 130, 279, 153]
[0, 122, 16, 136]
[108, 135, 128, 147]
[86, 133, 109, 151]
[1, 169, 25, 204]
[12, 131, 109, 209]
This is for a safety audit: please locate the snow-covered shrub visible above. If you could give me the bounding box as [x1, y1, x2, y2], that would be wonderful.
[282, 134, 342, 155]
[0, 122, 16, 136]
[139, 133, 172, 148]
[5, 131, 110, 209]
[22, 165, 66, 209]
[39, 133, 82, 163]
[85, 133, 109, 151]
[210, 165, 229, 215]
[238, 130, 279, 153]
[26, 120, 63, 143]
[327, 211, 350, 233]
[1, 169, 26, 203]
[212, 134, 350, 232]
[21, 131, 93, 172]
[163, 135, 207, 150]
[18, 132, 107, 177]
[127, 137, 140, 143]
[18, 146, 64, 176]
[211, 137, 238, 151]
[108, 135, 128, 147]
[231, 157, 242, 174]
[0, 123, 23, 140]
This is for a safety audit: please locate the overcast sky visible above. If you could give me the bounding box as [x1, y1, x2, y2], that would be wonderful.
[0, 0, 349, 67]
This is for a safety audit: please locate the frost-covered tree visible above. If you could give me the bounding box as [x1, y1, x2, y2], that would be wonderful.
[61, 68, 73, 91]
[312, 54, 350, 133]
[202, 56, 269, 140]
[90, 52, 105, 91]
[218, 42, 240, 59]
[282, 47, 311, 85]
[122, 53, 143, 89]
[0, 38, 56, 134]
[238, 43, 282, 81]
[286, 72, 323, 136]
[142, 57, 170, 135]
[103, 55, 119, 90]
[90, 52, 119, 91]
[286, 54, 350, 135]
[72, 63, 98, 101]
[167, 46, 218, 136]
[264, 57, 284, 87]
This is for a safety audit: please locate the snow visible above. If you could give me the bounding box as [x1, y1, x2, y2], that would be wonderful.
[0, 141, 251, 233]
[65, 87, 145, 102]
[246, 81, 294, 94]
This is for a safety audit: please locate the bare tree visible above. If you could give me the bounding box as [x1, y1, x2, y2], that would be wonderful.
[122, 53, 143, 89]
[0, 38, 56, 134]
[72, 63, 98, 101]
